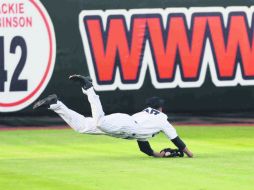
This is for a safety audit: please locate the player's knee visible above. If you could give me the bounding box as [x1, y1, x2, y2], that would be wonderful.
[75, 127, 93, 134]
[96, 118, 107, 131]
[97, 124, 107, 133]
[73, 126, 85, 133]
[71, 123, 91, 134]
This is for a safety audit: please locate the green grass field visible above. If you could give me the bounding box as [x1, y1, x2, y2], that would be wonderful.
[0, 126, 254, 190]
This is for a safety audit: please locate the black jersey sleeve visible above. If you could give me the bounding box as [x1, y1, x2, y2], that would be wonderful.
[137, 140, 154, 156]
[171, 136, 186, 151]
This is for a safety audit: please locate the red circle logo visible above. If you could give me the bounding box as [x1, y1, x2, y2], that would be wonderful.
[0, 0, 56, 112]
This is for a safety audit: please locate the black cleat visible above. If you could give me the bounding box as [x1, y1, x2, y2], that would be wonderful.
[69, 74, 93, 90]
[33, 94, 58, 109]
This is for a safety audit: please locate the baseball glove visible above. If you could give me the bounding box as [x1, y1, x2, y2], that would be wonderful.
[160, 148, 184, 158]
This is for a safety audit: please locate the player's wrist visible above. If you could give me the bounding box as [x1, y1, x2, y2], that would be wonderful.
[152, 151, 165, 157]
[183, 147, 194, 158]
[159, 151, 166, 157]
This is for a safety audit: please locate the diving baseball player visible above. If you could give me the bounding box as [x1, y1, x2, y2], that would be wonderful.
[33, 75, 193, 158]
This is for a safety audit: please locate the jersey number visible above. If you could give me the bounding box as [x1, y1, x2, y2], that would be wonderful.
[144, 108, 160, 115]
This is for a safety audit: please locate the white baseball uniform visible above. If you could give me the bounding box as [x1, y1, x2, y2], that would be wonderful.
[49, 88, 177, 140]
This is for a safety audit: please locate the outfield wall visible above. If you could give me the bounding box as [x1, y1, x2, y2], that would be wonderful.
[1, 0, 254, 118]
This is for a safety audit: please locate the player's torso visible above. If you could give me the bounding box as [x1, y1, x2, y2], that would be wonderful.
[130, 107, 168, 139]
[99, 108, 168, 140]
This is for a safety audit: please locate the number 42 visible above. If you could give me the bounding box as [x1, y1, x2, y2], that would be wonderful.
[0, 36, 27, 92]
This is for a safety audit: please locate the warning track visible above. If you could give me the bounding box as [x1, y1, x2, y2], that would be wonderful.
[0, 125, 68, 131]
[0, 123, 254, 131]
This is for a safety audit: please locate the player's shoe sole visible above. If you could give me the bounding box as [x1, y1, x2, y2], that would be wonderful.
[69, 74, 93, 90]
[33, 94, 58, 109]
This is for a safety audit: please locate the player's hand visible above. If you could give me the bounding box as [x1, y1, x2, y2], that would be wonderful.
[160, 150, 166, 157]
[160, 148, 184, 158]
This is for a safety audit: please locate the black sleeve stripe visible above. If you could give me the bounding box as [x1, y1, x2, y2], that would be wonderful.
[137, 140, 154, 156]
[171, 136, 186, 151]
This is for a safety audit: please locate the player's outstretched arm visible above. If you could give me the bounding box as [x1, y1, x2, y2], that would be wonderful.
[137, 140, 165, 157]
[171, 136, 193, 158]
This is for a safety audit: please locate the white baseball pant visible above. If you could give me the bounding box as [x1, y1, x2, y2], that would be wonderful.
[85, 88, 138, 139]
[49, 100, 104, 134]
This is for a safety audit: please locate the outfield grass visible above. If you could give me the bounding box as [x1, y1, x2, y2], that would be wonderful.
[0, 126, 254, 190]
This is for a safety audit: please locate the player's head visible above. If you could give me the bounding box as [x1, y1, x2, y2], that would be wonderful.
[145, 96, 165, 111]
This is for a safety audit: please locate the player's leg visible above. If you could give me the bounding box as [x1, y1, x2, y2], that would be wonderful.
[85, 88, 105, 124]
[82, 85, 136, 137]
[49, 100, 104, 134]
[69, 75, 105, 123]
[33, 94, 104, 134]
[68, 74, 135, 138]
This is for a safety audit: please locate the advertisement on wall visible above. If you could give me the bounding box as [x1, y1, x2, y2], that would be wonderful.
[79, 7, 254, 91]
[1, 0, 254, 115]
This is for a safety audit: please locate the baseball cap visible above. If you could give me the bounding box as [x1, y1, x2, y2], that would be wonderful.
[145, 96, 165, 109]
